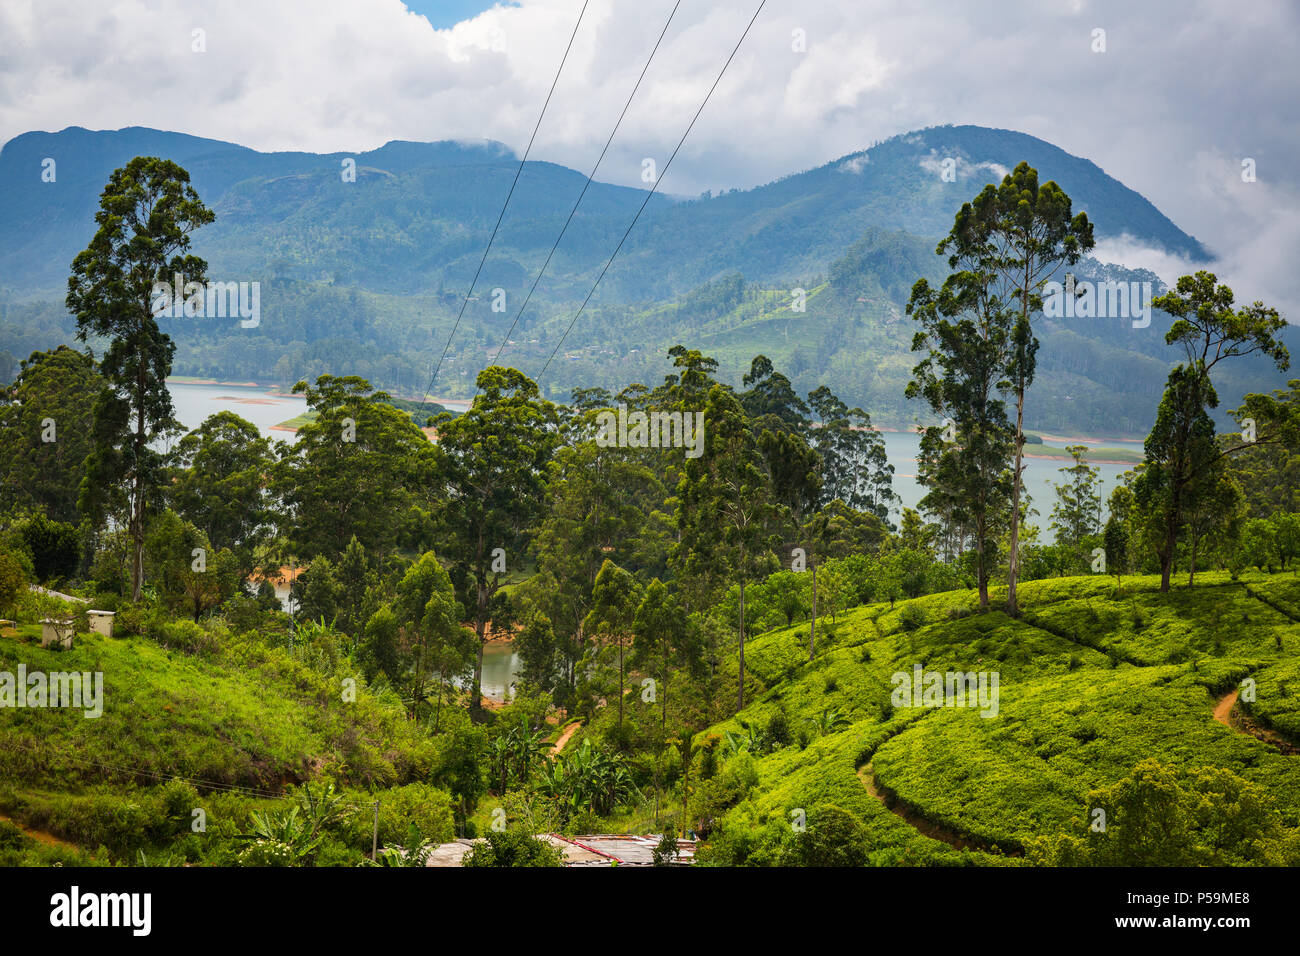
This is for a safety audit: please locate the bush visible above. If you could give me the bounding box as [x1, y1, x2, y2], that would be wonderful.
[779, 804, 871, 867]
[766, 710, 792, 750]
[338, 783, 455, 851]
[461, 827, 564, 867]
[157, 619, 219, 657]
[899, 603, 926, 632]
[113, 602, 147, 637]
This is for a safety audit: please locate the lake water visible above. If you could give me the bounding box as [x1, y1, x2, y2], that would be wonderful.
[879, 430, 1139, 521]
[168, 383, 1139, 520]
[480, 643, 520, 702]
[168, 381, 307, 444]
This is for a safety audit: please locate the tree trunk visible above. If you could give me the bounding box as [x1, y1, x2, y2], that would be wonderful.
[661, 660, 669, 733]
[434, 667, 445, 732]
[737, 578, 746, 712]
[809, 561, 817, 661]
[618, 635, 625, 728]
[132, 383, 145, 602]
[680, 749, 691, 839]
[472, 627, 486, 712]
[1159, 484, 1180, 593]
[1007, 388, 1025, 616]
[472, 576, 489, 710]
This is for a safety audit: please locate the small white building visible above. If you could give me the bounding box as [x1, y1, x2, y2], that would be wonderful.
[40, 618, 75, 650]
[87, 610, 115, 638]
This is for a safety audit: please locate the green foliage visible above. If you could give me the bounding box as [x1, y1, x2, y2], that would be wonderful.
[1029, 759, 1300, 866]
[1139, 272, 1291, 591]
[436, 365, 558, 707]
[0, 549, 26, 613]
[275, 374, 438, 561]
[143, 509, 241, 621]
[460, 826, 564, 867]
[169, 411, 277, 576]
[780, 804, 872, 866]
[1050, 446, 1102, 544]
[534, 739, 639, 822]
[0, 346, 103, 524]
[13, 512, 80, 584]
[67, 156, 214, 600]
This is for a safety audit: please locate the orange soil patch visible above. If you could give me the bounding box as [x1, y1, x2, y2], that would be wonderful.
[1213, 689, 1238, 726]
[551, 720, 582, 755]
[479, 622, 519, 645]
[1213, 688, 1299, 754]
[0, 812, 77, 851]
[250, 565, 302, 587]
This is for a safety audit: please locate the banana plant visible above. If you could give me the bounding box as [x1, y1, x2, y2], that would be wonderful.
[808, 706, 850, 736]
[374, 823, 434, 867]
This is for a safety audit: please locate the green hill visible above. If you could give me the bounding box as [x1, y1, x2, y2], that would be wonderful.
[686, 570, 1300, 866]
[0, 599, 449, 866]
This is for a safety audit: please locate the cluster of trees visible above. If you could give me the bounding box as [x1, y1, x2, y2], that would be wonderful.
[904, 161, 1296, 608]
[3, 153, 1298, 852]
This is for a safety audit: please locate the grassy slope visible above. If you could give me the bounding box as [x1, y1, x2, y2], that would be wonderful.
[699, 570, 1300, 864]
[0, 626, 432, 793]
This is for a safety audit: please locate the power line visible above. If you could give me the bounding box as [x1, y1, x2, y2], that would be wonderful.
[490, 0, 683, 370]
[0, 736, 288, 800]
[419, 0, 591, 409]
[535, 0, 767, 385]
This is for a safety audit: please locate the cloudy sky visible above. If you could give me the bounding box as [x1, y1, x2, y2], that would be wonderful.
[2, 0, 1297, 312]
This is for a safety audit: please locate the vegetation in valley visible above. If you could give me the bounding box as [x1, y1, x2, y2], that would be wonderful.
[0, 153, 1297, 869]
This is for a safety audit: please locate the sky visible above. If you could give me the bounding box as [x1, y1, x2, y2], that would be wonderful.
[2, 0, 1297, 314]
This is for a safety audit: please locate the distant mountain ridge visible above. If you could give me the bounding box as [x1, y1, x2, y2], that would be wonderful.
[3, 122, 1277, 440]
[0, 123, 1207, 301]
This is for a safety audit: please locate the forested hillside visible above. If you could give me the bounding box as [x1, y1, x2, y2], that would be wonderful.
[1, 123, 1272, 437]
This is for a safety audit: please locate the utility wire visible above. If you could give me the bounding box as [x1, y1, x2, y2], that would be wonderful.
[536, 0, 767, 384]
[0, 736, 288, 800]
[490, 0, 683, 370]
[419, 0, 591, 409]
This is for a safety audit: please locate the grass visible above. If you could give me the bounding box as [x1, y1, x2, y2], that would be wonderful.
[0, 621, 435, 795]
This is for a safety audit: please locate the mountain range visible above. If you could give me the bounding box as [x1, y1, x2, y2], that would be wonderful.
[1, 122, 1290, 436]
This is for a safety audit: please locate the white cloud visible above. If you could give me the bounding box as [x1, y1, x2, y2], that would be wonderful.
[1091, 234, 1201, 287]
[918, 152, 1009, 181]
[0, 0, 1296, 312]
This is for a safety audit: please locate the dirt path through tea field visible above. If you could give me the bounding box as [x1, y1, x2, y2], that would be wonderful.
[1214, 687, 1299, 754]
[1213, 688, 1238, 726]
[858, 764, 1021, 856]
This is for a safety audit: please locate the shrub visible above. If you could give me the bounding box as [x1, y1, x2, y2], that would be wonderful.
[779, 804, 871, 867]
[339, 783, 455, 851]
[158, 619, 218, 656]
[113, 602, 147, 637]
[899, 603, 926, 632]
[766, 710, 792, 750]
[461, 827, 564, 867]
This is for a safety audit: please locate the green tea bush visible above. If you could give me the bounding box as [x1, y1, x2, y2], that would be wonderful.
[899, 604, 925, 632]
